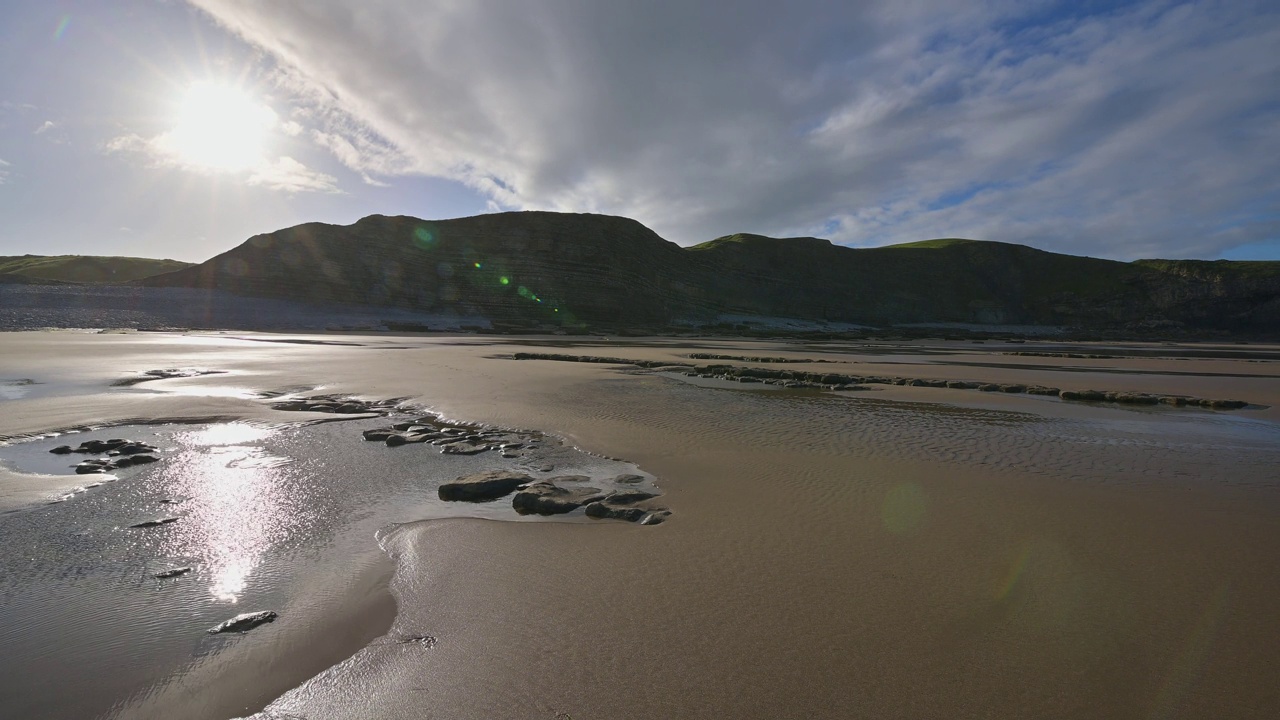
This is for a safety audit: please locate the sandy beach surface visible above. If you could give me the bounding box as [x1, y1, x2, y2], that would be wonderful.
[2, 330, 1279, 719]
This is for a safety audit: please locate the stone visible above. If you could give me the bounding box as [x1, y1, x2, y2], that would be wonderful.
[439, 470, 532, 502]
[439, 441, 490, 455]
[611, 473, 646, 484]
[584, 501, 648, 522]
[978, 384, 1000, 392]
[512, 481, 608, 515]
[639, 510, 672, 525]
[49, 445, 74, 455]
[999, 384, 1026, 393]
[130, 517, 179, 528]
[207, 610, 278, 634]
[364, 427, 398, 441]
[604, 489, 661, 505]
[153, 567, 192, 579]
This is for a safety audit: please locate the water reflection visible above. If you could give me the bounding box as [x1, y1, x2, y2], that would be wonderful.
[162, 428, 302, 603]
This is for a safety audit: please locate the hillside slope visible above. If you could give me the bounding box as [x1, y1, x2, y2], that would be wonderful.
[139, 212, 1280, 334]
[0, 255, 192, 284]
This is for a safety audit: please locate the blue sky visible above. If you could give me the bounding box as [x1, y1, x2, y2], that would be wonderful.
[0, 0, 1276, 263]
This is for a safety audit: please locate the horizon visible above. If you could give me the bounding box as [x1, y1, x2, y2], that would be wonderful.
[1, 1, 1278, 263]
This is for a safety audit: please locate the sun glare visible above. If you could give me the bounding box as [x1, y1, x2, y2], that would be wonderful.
[164, 82, 276, 172]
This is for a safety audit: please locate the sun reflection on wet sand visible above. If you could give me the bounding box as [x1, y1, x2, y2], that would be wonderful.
[162, 425, 303, 603]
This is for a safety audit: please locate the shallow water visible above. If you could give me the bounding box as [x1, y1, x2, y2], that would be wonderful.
[0, 415, 654, 719]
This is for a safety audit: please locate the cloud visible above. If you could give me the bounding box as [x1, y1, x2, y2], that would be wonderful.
[247, 156, 341, 193]
[105, 132, 339, 194]
[34, 120, 55, 134]
[0, 156, 9, 184]
[187, 0, 1280, 258]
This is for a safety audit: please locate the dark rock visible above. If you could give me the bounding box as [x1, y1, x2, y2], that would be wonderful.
[512, 481, 608, 515]
[1160, 396, 1187, 406]
[363, 427, 398, 441]
[130, 517, 180, 528]
[999, 384, 1027, 393]
[640, 510, 672, 525]
[439, 441, 490, 455]
[49, 445, 74, 455]
[978, 384, 1001, 392]
[207, 610, 278, 634]
[1026, 386, 1060, 396]
[115, 443, 157, 456]
[611, 473, 646, 484]
[153, 567, 192, 579]
[945, 381, 978, 389]
[584, 501, 648, 522]
[439, 470, 532, 502]
[604, 489, 661, 505]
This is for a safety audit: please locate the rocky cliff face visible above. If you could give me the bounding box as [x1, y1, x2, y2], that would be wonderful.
[139, 211, 1280, 335]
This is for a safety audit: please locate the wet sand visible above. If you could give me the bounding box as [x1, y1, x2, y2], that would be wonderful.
[2, 331, 1279, 719]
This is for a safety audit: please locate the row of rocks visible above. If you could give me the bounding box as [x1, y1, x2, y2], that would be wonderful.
[686, 353, 836, 364]
[509, 352, 1251, 411]
[271, 394, 403, 415]
[1004, 351, 1122, 359]
[363, 417, 536, 457]
[111, 368, 227, 387]
[50, 437, 162, 474]
[438, 470, 670, 525]
[512, 352, 692, 370]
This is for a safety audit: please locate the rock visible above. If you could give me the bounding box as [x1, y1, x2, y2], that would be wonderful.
[207, 610, 278, 634]
[512, 481, 608, 515]
[363, 427, 398, 441]
[439, 470, 532, 502]
[1160, 396, 1187, 406]
[604, 489, 661, 505]
[1026, 386, 1060, 396]
[611, 473, 646, 484]
[49, 445, 74, 455]
[153, 567, 192, 579]
[439, 441, 490, 455]
[75, 461, 110, 474]
[130, 517, 179, 528]
[639, 510, 672, 525]
[999, 384, 1026, 393]
[977, 384, 1000, 392]
[114, 443, 157, 456]
[584, 501, 648, 522]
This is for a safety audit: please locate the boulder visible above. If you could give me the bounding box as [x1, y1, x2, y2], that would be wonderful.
[512, 481, 608, 515]
[584, 501, 648, 522]
[611, 473, 646, 484]
[207, 610, 278, 634]
[49, 445, 73, 455]
[153, 567, 192, 579]
[439, 471, 532, 502]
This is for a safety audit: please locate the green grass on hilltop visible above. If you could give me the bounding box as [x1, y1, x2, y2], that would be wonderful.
[0, 255, 192, 283]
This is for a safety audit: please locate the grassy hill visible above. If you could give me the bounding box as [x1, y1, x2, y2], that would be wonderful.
[137, 212, 1280, 334]
[0, 255, 192, 284]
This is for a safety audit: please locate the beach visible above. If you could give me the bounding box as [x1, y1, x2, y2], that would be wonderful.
[2, 330, 1279, 719]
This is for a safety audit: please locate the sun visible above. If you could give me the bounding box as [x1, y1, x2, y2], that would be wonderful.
[162, 82, 276, 172]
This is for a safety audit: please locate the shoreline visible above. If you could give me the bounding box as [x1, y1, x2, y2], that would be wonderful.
[3, 331, 1279, 719]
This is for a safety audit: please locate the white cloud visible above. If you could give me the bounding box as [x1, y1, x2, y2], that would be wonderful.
[0, 156, 9, 184]
[105, 131, 340, 194]
[187, 0, 1280, 258]
[247, 156, 341, 193]
[34, 120, 55, 134]
[280, 119, 303, 136]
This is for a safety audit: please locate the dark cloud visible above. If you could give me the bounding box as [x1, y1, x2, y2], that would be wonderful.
[189, 0, 1280, 258]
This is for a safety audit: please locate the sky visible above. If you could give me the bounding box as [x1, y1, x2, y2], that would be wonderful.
[0, 0, 1277, 263]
